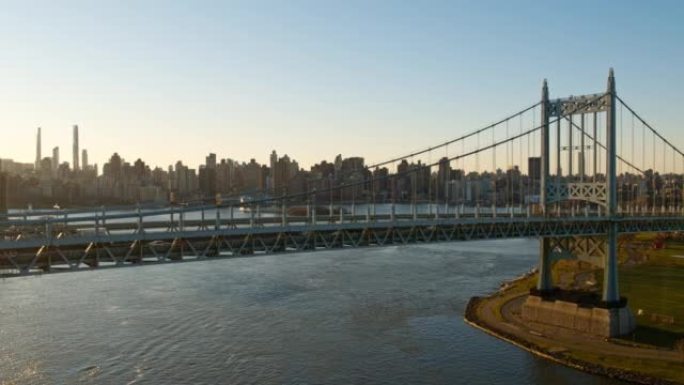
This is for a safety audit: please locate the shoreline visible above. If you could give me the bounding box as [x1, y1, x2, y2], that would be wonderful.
[464, 294, 680, 385]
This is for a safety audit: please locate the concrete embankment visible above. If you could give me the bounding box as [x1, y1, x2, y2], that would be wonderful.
[464, 296, 679, 385]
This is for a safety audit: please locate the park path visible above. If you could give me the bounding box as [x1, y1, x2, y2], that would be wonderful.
[475, 291, 683, 364]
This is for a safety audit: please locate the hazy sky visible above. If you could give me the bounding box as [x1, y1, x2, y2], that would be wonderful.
[1, 1, 683, 170]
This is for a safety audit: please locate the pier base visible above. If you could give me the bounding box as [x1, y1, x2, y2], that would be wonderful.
[521, 291, 635, 338]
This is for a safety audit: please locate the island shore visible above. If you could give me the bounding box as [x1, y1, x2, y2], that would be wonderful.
[464, 274, 684, 384]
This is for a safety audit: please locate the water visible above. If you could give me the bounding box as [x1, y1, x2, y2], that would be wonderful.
[0, 239, 624, 385]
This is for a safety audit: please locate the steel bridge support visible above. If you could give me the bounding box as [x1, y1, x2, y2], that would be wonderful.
[524, 69, 633, 338]
[537, 79, 553, 292]
[536, 69, 623, 306]
[537, 237, 553, 291]
[603, 68, 620, 304]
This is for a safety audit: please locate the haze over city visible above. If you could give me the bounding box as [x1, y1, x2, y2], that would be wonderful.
[2, 1, 683, 169]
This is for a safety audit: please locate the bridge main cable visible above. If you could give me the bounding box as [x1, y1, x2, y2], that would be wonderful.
[365, 102, 542, 169]
[616, 95, 684, 157]
[169, 101, 543, 207]
[1, 95, 603, 228]
[225, 93, 605, 209]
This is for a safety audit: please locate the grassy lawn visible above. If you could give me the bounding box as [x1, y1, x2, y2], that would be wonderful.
[621, 265, 684, 333]
[570, 350, 684, 384]
[615, 236, 684, 347]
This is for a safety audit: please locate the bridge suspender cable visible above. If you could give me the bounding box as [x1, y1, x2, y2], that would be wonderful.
[161, 101, 544, 209]
[314, 93, 606, 207]
[518, 113, 524, 207]
[221, 93, 607, 211]
[365, 102, 542, 170]
[616, 95, 684, 157]
[2, 93, 608, 226]
[562, 114, 645, 174]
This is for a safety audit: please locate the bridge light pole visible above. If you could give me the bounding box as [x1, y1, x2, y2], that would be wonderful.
[603, 68, 621, 305]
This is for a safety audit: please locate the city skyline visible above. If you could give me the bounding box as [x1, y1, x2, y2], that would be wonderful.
[2, 1, 684, 169]
[2, 4, 684, 383]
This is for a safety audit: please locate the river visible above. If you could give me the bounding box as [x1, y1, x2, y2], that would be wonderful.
[0, 239, 625, 384]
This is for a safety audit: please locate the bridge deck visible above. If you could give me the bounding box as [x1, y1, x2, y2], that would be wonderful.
[1, 212, 682, 277]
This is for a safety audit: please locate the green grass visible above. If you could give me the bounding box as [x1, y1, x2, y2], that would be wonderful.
[575, 235, 684, 346]
[621, 265, 684, 332]
[619, 264, 684, 347]
[569, 350, 684, 384]
[643, 241, 684, 267]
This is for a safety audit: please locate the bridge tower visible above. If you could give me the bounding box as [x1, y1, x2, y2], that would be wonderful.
[525, 69, 635, 337]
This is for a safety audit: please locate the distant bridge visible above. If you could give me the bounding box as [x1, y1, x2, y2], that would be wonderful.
[2, 69, 683, 307]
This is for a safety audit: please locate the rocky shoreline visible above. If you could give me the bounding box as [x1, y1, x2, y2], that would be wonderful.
[464, 296, 679, 385]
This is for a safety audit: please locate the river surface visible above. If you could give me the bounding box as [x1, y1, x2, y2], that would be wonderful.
[0, 239, 625, 385]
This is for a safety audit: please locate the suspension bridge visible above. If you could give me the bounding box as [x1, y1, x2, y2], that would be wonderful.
[1, 70, 683, 318]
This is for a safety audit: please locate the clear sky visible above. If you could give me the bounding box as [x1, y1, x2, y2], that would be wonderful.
[1, 0, 683, 170]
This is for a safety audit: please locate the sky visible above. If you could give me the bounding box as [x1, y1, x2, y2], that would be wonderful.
[1, 0, 683, 171]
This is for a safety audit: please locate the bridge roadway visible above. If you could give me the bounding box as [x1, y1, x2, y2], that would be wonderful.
[1, 206, 683, 276]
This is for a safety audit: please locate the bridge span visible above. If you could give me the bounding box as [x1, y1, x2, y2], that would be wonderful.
[1, 69, 683, 320]
[0, 206, 683, 276]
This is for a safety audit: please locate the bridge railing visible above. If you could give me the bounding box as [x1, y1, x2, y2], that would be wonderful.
[1, 202, 682, 247]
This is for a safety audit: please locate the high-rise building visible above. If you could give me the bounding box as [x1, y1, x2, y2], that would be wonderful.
[35, 127, 42, 170]
[0, 159, 6, 213]
[528, 157, 541, 181]
[52, 147, 60, 171]
[0, 170, 6, 214]
[206, 153, 217, 169]
[82, 149, 88, 170]
[269, 150, 278, 192]
[73, 125, 80, 171]
[437, 157, 451, 200]
[243, 159, 264, 191]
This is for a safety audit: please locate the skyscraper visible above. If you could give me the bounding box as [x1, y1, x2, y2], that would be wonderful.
[269, 150, 277, 192]
[82, 149, 88, 170]
[35, 127, 42, 170]
[73, 125, 80, 171]
[0, 166, 6, 214]
[206, 153, 217, 169]
[528, 157, 541, 181]
[52, 147, 60, 171]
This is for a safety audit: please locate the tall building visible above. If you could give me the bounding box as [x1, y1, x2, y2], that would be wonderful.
[35, 127, 42, 170]
[528, 157, 541, 181]
[82, 149, 89, 170]
[0, 171, 6, 214]
[437, 157, 451, 200]
[243, 159, 264, 192]
[269, 150, 278, 192]
[0, 160, 6, 213]
[73, 125, 80, 171]
[200, 154, 218, 197]
[52, 147, 60, 171]
[206, 153, 217, 169]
